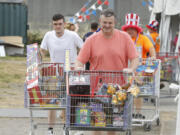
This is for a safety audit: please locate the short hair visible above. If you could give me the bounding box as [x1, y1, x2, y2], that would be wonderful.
[52, 14, 65, 22]
[100, 9, 116, 18]
[91, 22, 98, 31]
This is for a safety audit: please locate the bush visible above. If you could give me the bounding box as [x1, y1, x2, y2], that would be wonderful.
[27, 31, 43, 45]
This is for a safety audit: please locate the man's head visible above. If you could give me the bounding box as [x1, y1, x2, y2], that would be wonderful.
[146, 20, 159, 33]
[122, 13, 142, 38]
[65, 22, 75, 31]
[126, 27, 138, 38]
[52, 14, 65, 35]
[99, 9, 116, 36]
[91, 22, 98, 32]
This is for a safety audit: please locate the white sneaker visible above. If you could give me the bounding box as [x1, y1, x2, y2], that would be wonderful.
[74, 131, 84, 135]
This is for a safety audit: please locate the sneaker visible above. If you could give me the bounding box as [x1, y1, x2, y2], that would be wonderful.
[47, 129, 54, 135]
[74, 131, 84, 135]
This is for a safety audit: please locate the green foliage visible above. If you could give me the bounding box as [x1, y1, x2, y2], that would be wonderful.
[27, 31, 43, 45]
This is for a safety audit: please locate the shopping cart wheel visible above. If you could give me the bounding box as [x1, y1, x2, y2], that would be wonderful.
[126, 130, 131, 135]
[29, 131, 35, 135]
[143, 123, 152, 131]
[156, 118, 160, 126]
[64, 128, 69, 135]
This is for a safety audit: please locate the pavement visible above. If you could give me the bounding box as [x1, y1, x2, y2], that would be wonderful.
[0, 85, 178, 135]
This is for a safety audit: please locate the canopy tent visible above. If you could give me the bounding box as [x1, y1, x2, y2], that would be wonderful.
[151, 0, 180, 52]
[152, 1, 180, 135]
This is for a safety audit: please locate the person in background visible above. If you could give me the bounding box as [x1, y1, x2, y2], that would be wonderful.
[83, 22, 99, 41]
[65, 22, 79, 33]
[40, 13, 83, 135]
[76, 9, 139, 135]
[122, 13, 156, 119]
[83, 22, 99, 70]
[146, 20, 160, 53]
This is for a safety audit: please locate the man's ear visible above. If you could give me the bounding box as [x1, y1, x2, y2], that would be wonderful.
[99, 18, 101, 24]
[115, 19, 117, 24]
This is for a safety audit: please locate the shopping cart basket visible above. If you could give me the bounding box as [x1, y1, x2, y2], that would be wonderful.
[65, 70, 133, 135]
[157, 52, 180, 97]
[132, 59, 161, 131]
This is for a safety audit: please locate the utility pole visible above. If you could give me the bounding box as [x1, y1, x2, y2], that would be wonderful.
[176, 93, 180, 135]
[108, 0, 114, 9]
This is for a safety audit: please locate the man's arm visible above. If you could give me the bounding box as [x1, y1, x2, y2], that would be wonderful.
[40, 48, 48, 59]
[129, 57, 139, 71]
[149, 47, 156, 59]
[123, 57, 139, 73]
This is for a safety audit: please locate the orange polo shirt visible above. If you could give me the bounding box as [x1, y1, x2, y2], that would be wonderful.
[132, 34, 153, 58]
[150, 32, 160, 53]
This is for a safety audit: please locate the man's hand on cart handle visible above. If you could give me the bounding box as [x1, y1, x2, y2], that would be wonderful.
[123, 68, 134, 73]
[75, 60, 84, 70]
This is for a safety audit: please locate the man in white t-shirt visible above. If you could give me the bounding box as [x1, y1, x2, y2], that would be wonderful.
[40, 14, 83, 135]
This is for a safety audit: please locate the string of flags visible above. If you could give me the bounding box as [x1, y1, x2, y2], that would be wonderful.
[69, 0, 154, 23]
[142, 0, 154, 11]
[69, 0, 109, 23]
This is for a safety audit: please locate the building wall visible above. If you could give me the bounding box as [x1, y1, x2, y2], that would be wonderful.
[27, 0, 152, 32]
[27, 0, 87, 31]
[115, 0, 151, 29]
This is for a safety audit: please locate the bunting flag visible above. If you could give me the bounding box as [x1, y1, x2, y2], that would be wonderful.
[69, 17, 76, 24]
[97, 0, 102, 5]
[148, 6, 153, 11]
[97, 5, 103, 11]
[85, 10, 90, 15]
[104, 0, 109, 6]
[148, 0, 153, 6]
[75, 12, 80, 17]
[90, 4, 96, 10]
[72, 0, 110, 22]
[78, 15, 83, 19]
[86, 15, 90, 20]
[81, 7, 86, 12]
[142, 1, 146, 6]
[92, 10, 97, 16]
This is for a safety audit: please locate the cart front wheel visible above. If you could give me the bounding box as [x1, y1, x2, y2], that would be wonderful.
[144, 123, 152, 131]
[65, 128, 69, 135]
[126, 130, 131, 135]
[156, 118, 160, 126]
[29, 131, 35, 135]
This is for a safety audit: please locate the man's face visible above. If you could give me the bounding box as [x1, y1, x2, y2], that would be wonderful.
[52, 19, 65, 33]
[99, 15, 115, 34]
[126, 28, 138, 38]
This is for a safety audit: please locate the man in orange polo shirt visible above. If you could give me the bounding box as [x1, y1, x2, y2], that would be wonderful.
[122, 13, 156, 59]
[146, 20, 160, 53]
[122, 13, 156, 120]
[76, 9, 139, 135]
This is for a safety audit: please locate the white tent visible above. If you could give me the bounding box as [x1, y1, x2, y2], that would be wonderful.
[152, 1, 180, 135]
[152, 0, 180, 52]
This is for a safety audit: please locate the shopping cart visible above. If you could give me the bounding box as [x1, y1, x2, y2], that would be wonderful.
[25, 44, 74, 135]
[65, 70, 133, 135]
[157, 52, 180, 97]
[132, 59, 161, 131]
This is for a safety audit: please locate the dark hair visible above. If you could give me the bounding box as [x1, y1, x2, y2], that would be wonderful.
[52, 14, 65, 22]
[100, 9, 116, 18]
[91, 22, 98, 31]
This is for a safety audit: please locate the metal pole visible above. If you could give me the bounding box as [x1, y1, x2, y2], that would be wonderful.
[176, 91, 180, 135]
[108, 0, 114, 9]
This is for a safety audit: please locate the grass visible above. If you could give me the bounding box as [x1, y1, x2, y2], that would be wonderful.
[0, 57, 26, 88]
[0, 56, 26, 108]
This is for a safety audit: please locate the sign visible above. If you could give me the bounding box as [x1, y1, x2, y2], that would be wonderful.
[0, 45, 6, 57]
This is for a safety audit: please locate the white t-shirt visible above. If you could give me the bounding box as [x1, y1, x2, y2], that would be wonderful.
[40, 29, 83, 63]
